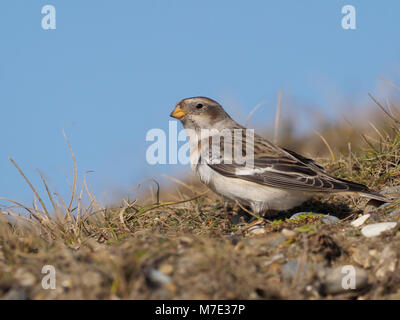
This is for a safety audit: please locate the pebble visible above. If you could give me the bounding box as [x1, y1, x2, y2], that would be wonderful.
[281, 261, 369, 295]
[364, 205, 378, 214]
[380, 186, 400, 196]
[281, 228, 297, 239]
[264, 233, 286, 247]
[4, 288, 27, 300]
[178, 236, 193, 245]
[281, 261, 303, 280]
[226, 234, 241, 245]
[159, 264, 174, 276]
[82, 271, 102, 287]
[248, 225, 266, 235]
[281, 261, 323, 281]
[231, 214, 242, 225]
[350, 248, 373, 269]
[14, 269, 36, 287]
[378, 202, 393, 211]
[263, 253, 285, 267]
[375, 246, 397, 279]
[363, 197, 394, 214]
[61, 279, 73, 289]
[146, 269, 172, 288]
[350, 214, 370, 227]
[390, 209, 400, 217]
[361, 222, 397, 238]
[320, 266, 368, 295]
[289, 212, 340, 224]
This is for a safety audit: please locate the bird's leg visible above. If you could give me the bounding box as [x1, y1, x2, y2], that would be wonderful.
[222, 197, 231, 216]
[221, 197, 239, 225]
[261, 209, 281, 220]
[240, 202, 262, 222]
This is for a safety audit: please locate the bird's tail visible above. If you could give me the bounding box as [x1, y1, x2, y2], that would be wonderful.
[360, 191, 393, 203]
[333, 176, 392, 203]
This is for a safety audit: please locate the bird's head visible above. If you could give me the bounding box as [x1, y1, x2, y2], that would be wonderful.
[170, 97, 231, 129]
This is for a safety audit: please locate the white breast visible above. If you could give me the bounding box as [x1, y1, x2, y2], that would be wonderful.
[196, 163, 311, 213]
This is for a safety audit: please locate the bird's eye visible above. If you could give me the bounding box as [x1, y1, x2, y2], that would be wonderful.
[196, 103, 203, 109]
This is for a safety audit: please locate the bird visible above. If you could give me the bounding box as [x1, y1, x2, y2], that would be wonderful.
[170, 96, 391, 217]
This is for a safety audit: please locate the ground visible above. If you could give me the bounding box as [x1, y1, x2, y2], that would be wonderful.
[1, 182, 400, 299]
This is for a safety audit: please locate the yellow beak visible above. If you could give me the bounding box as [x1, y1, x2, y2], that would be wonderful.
[170, 105, 186, 119]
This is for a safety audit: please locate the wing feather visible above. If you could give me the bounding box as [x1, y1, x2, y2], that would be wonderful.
[195, 126, 388, 201]
[206, 133, 369, 193]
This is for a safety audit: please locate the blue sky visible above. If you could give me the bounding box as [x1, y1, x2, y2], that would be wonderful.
[1, 0, 400, 206]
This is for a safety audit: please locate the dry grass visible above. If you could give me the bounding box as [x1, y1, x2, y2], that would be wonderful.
[1, 92, 400, 300]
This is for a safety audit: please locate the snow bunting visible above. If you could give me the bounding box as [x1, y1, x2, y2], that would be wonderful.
[170, 96, 390, 217]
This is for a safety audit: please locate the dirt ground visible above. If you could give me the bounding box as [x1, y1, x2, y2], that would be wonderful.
[1, 188, 400, 300]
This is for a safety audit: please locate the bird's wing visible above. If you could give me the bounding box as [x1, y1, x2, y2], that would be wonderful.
[206, 133, 371, 193]
[209, 156, 372, 193]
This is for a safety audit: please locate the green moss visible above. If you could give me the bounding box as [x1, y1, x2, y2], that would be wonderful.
[296, 224, 318, 235]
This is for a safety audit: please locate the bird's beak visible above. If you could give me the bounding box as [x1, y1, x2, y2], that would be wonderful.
[170, 105, 186, 119]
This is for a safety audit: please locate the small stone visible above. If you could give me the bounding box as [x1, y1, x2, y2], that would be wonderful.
[281, 261, 301, 281]
[4, 288, 27, 300]
[281, 228, 297, 239]
[263, 253, 285, 267]
[81, 271, 102, 287]
[268, 263, 282, 273]
[350, 248, 373, 269]
[364, 198, 388, 214]
[226, 233, 241, 245]
[178, 236, 193, 245]
[378, 202, 393, 211]
[375, 246, 397, 280]
[281, 261, 323, 281]
[364, 206, 377, 215]
[289, 212, 315, 219]
[351, 214, 370, 227]
[166, 283, 177, 294]
[159, 264, 174, 276]
[380, 186, 400, 197]
[320, 266, 368, 295]
[266, 277, 280, 287]
[264, 233, 286, 247]
[361, 222, 397, 238]
[289, 212, 339, 224]
[61, 279, 73, 288]
[14, 269, 36, 287]
[146, 269, 172, 288]
[368, 249, 379, 258]
[390, 208, 400, 217]
[248, 225, 266, 235]
[320, 215, 340, 224]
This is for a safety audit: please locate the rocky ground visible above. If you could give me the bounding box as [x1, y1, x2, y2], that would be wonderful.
[1, 185, 400, 299]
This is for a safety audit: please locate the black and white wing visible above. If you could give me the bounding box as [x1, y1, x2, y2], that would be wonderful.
[207, 133, 388, 201]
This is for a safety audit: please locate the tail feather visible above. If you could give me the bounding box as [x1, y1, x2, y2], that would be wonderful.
[334, 177, 392, 203]
[360, 191, 393, 203]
